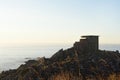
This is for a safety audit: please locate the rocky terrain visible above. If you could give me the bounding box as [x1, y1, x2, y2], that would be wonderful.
[0, 37, 120, 80]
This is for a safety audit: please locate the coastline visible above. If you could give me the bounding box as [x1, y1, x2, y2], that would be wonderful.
[0, 44, 120, 73]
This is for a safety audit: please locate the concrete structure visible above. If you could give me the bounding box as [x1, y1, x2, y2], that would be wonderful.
[74, 35, 99, 52]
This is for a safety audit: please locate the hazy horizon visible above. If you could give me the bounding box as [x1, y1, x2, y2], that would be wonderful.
[0, 0, 120, 46]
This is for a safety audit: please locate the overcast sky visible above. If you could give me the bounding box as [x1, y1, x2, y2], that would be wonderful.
[0, 0, 120, 46]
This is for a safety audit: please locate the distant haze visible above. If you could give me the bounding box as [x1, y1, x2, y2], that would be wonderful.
[0, 0, 120, 46]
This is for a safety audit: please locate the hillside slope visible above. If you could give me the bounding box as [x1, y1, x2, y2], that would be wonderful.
[0, 36, 120, 80]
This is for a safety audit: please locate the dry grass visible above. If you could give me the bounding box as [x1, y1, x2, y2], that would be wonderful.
[49, 72, 120, 80]
[49, 71, 82, 80]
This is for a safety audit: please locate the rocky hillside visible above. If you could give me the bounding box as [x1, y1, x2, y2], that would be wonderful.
[0, 40, 120, 80]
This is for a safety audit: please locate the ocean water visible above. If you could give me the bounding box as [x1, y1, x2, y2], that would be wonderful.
[0, 44, 120, 72]
[0, 44, 70, 72]
[100, 44, 120, 51]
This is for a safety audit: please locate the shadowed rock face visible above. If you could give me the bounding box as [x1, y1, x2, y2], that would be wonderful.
[0, 37, 120, 80]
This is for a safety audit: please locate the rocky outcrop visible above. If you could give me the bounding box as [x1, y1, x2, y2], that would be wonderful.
[0, 38, 120, 80]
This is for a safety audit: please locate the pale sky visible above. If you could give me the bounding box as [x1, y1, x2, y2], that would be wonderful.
[0, 0, 120, 46]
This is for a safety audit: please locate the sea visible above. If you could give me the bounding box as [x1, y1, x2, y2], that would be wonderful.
[0, 44, 120, 72]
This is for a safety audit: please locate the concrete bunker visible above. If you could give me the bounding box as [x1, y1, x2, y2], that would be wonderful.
[74, 35, 99, 52]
